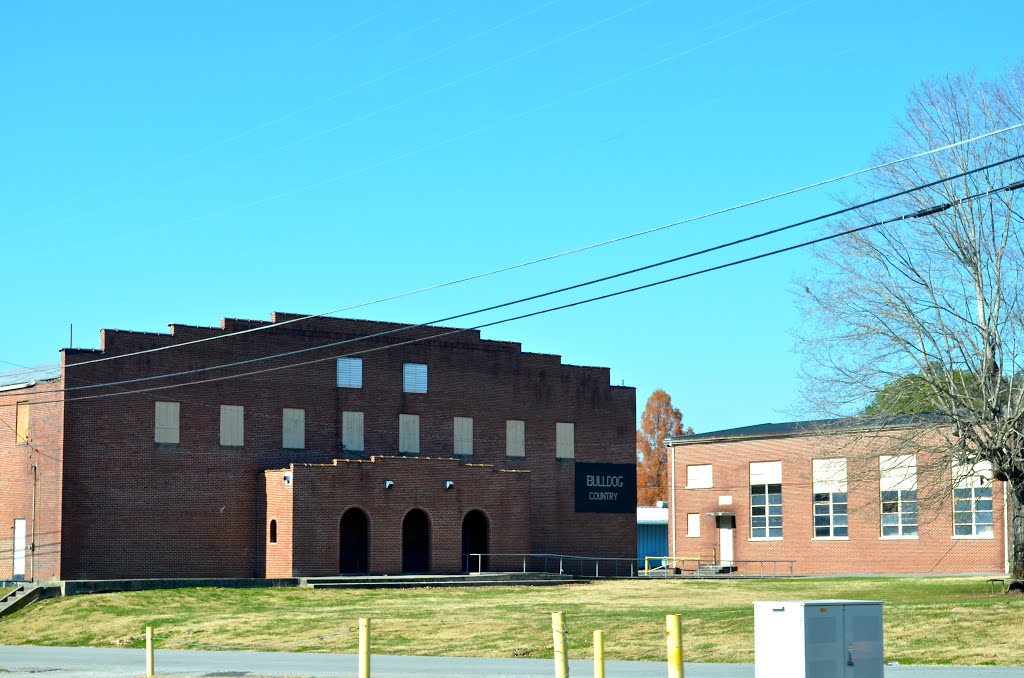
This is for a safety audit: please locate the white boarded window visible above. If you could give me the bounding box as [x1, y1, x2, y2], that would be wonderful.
[686, 513, 701, 537]
[342, 411, 364, 452]
[813, 458, 848, 493]
[399, 414, 420, 454]
[403, 363, 428, 393]
[750, 461, 782, 485]
[555, 422, 575, 459]
[686, 464, 713, 489]
[282, 408, 305, 450]
[220, 405, 244, 447]
[506, 420, 525, 458]
[880, 455, 918, 537]
[154, 401, 180, 444]
[15, 402, 29, 444]
[454, 417, 473, 456]
[337, 357, 363, 388]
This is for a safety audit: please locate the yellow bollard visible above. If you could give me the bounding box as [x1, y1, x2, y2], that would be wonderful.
[666, 614, 683, 678]
[358, 618, 370, 678]
[145, 626, 155, 678]
[593, 629, 605, 678]
[552, 611, 569, 678]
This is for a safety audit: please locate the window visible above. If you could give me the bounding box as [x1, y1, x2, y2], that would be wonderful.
[812, 458, 848, 538]
[220, 405, 244, 447]
[269, 519, 277, 544]
[555, 422, 575, 459]
[403, 363, 427, 393]
[686, 464, 713, 489]
[686, 513, 701, 537]
[15, 402, 29, 445]
[953, 461, 994, 537]
[282, 408, 305, 450]
[399, 414, 420, 454]
[154, 401, 180, 444]
[342, 411, 364, 452]
[880, 455, 918, 537]
[506, 420, 525, 457]
[750, 461, 782, 539]
[454, 417, 473, 456]
[337, 357, 363, 388]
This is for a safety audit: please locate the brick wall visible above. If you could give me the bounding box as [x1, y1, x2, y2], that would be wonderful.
[669, 429, 1006, 575]
[51, 312, 635, 578]
[0, 376, 65, 581]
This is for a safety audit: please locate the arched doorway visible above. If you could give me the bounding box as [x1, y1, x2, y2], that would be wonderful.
[461, 510, 489, 573]
[402, 509, 430, 573]
[339, 508, 369, 574]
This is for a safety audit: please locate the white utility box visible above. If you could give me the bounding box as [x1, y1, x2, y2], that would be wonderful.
[753, 600, 884, 678]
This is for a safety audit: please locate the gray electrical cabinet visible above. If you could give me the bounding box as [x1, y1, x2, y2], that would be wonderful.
[754, 600, 884, 678]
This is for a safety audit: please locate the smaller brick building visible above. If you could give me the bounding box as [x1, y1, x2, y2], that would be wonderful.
[667, 419, 1008, 575]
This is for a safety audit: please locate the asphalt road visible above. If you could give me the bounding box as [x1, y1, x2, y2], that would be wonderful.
[1, 646, 1022, 678]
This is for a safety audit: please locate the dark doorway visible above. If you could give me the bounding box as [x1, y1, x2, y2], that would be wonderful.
[339, 508, 369, 574]
[461, 510, 489, 573]
[402, 509, 430, 573]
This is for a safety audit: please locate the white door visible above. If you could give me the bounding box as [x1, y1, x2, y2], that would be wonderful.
[719, 516, 734, 566]
[13, 519, 26, 580]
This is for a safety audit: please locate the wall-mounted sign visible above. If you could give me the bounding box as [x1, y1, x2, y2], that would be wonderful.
[575, 462, 637, 513]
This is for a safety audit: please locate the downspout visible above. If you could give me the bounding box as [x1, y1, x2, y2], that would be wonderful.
[670, 441, 677, 563]
[31, 462, 37, 582]
[1004, 480, 1009, 575]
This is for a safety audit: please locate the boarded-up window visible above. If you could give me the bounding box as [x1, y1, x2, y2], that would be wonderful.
[686, 464, 713, 488]
[15, 402, 30, 444]
[337, 357, 363, 388]
[399, 414, 420, 454]
[879, 455, 916, 491]
[686, 513, 701, 537]
[403, 363, 428, 393]
[282, 408, 305, 449]
[454, 417, 473, 456]
[812, 458, 848, 493]
[342, 411, 364, 452]
[154, 401, 180, 444]
[555, 422, 575, 459]
[750, 461, 783, 485]
[506, 420, 525, 457]
[220, 405, 244, 447]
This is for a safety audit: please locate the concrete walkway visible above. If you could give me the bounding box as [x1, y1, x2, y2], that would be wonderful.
[1, 645, 1021, 677]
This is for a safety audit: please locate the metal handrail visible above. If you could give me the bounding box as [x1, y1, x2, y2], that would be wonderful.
[464, 552, 637, 577]
[642, 556, 795, 577]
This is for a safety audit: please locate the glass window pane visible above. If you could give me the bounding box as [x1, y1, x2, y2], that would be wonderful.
[954, 524, 973, 536]
[903, 490, 917, 500]
[752, 517, 766, 528]
[752, 506, 766, 516]
[977, 512, 993, 525]
[767, 484, 782, 494]
[813, 493, 829, 503]
[751, 485, 766, 495]
[882, 514, 898, 526]
[882, 502, 898, 513]
[834, 514, 848, 527]
[815, 504, 830, 515]
[953, 512, 971, 525]
[882, 525, 899, 536]
[835, 527, 848, 537]
[768, 517, 783, 527]
[903, 502, 918, 515]
[833, 492, 847, 503]
[768, 493, 782, 505]
[978, 524, 994, 537]
[954, 500, 971, 512]
[833, 503, 847, 515]
[752, 495, 766, 506]
[768, 505, 782, 516]
[881, 490, 898, 501]
[814, 516, 830, 526]
[976, 499, 993, 511]
[904, 526, 918, 536]
[768, 527, 783, 538]
[815, 527, 830, 537]
[953, 488, 971, 499]
[752, 528, 765, 538]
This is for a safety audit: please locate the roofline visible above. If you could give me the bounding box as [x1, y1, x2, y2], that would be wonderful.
[668, 415, 944, 446]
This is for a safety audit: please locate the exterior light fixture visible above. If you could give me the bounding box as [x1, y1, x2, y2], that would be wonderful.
[384, 480, 395, 490]
[445, 480, 455, 490]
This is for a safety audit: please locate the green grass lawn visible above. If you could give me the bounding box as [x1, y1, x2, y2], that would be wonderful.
[0, 577, 1019, 665]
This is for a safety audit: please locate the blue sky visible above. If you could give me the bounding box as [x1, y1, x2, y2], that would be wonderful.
[2, 1, 1022, 433]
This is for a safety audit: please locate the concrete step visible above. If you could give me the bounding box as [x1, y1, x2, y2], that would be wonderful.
[0, 584, 61, 617]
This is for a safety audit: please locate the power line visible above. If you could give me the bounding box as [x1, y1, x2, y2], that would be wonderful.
[3, 153, 1017, 398]
[4, 175, 1019, 410]
[42, 127, 1024, 373]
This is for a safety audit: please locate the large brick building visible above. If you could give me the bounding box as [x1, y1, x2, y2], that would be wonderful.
[668, 420, 1008, 575]
[0, 312, 636, 581]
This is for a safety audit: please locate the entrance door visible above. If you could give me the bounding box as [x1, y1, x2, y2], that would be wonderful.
[12, 519, 26, 581]
[461, 510, 489, 573]
[402, 509, 430, 573]
[339, 508, 369, 574]
[718, 515, 734, 567]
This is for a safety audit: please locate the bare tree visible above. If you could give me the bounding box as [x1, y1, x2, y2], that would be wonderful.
[798, 64, 1024, 576]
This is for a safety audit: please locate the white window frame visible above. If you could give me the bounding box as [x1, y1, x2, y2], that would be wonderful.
[155, 401, 180, 444]
[812, 458, 848, 540]
[686, 513, 701, 537]
[750, 461, 783, 540]
[403, 363, 428, 393]
[454, 417, 473, 456]
[220, 405, 244, 447]
[555, 422, 574, 460]
[337, 357, 363, 388]
[282, 408, 305, 450]
[686, 464, 713, 489]
[880, 455, 918, 539]
[952, 461, 994, 539]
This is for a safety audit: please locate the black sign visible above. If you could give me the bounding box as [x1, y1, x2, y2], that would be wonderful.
[574, 462, 636, 513]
